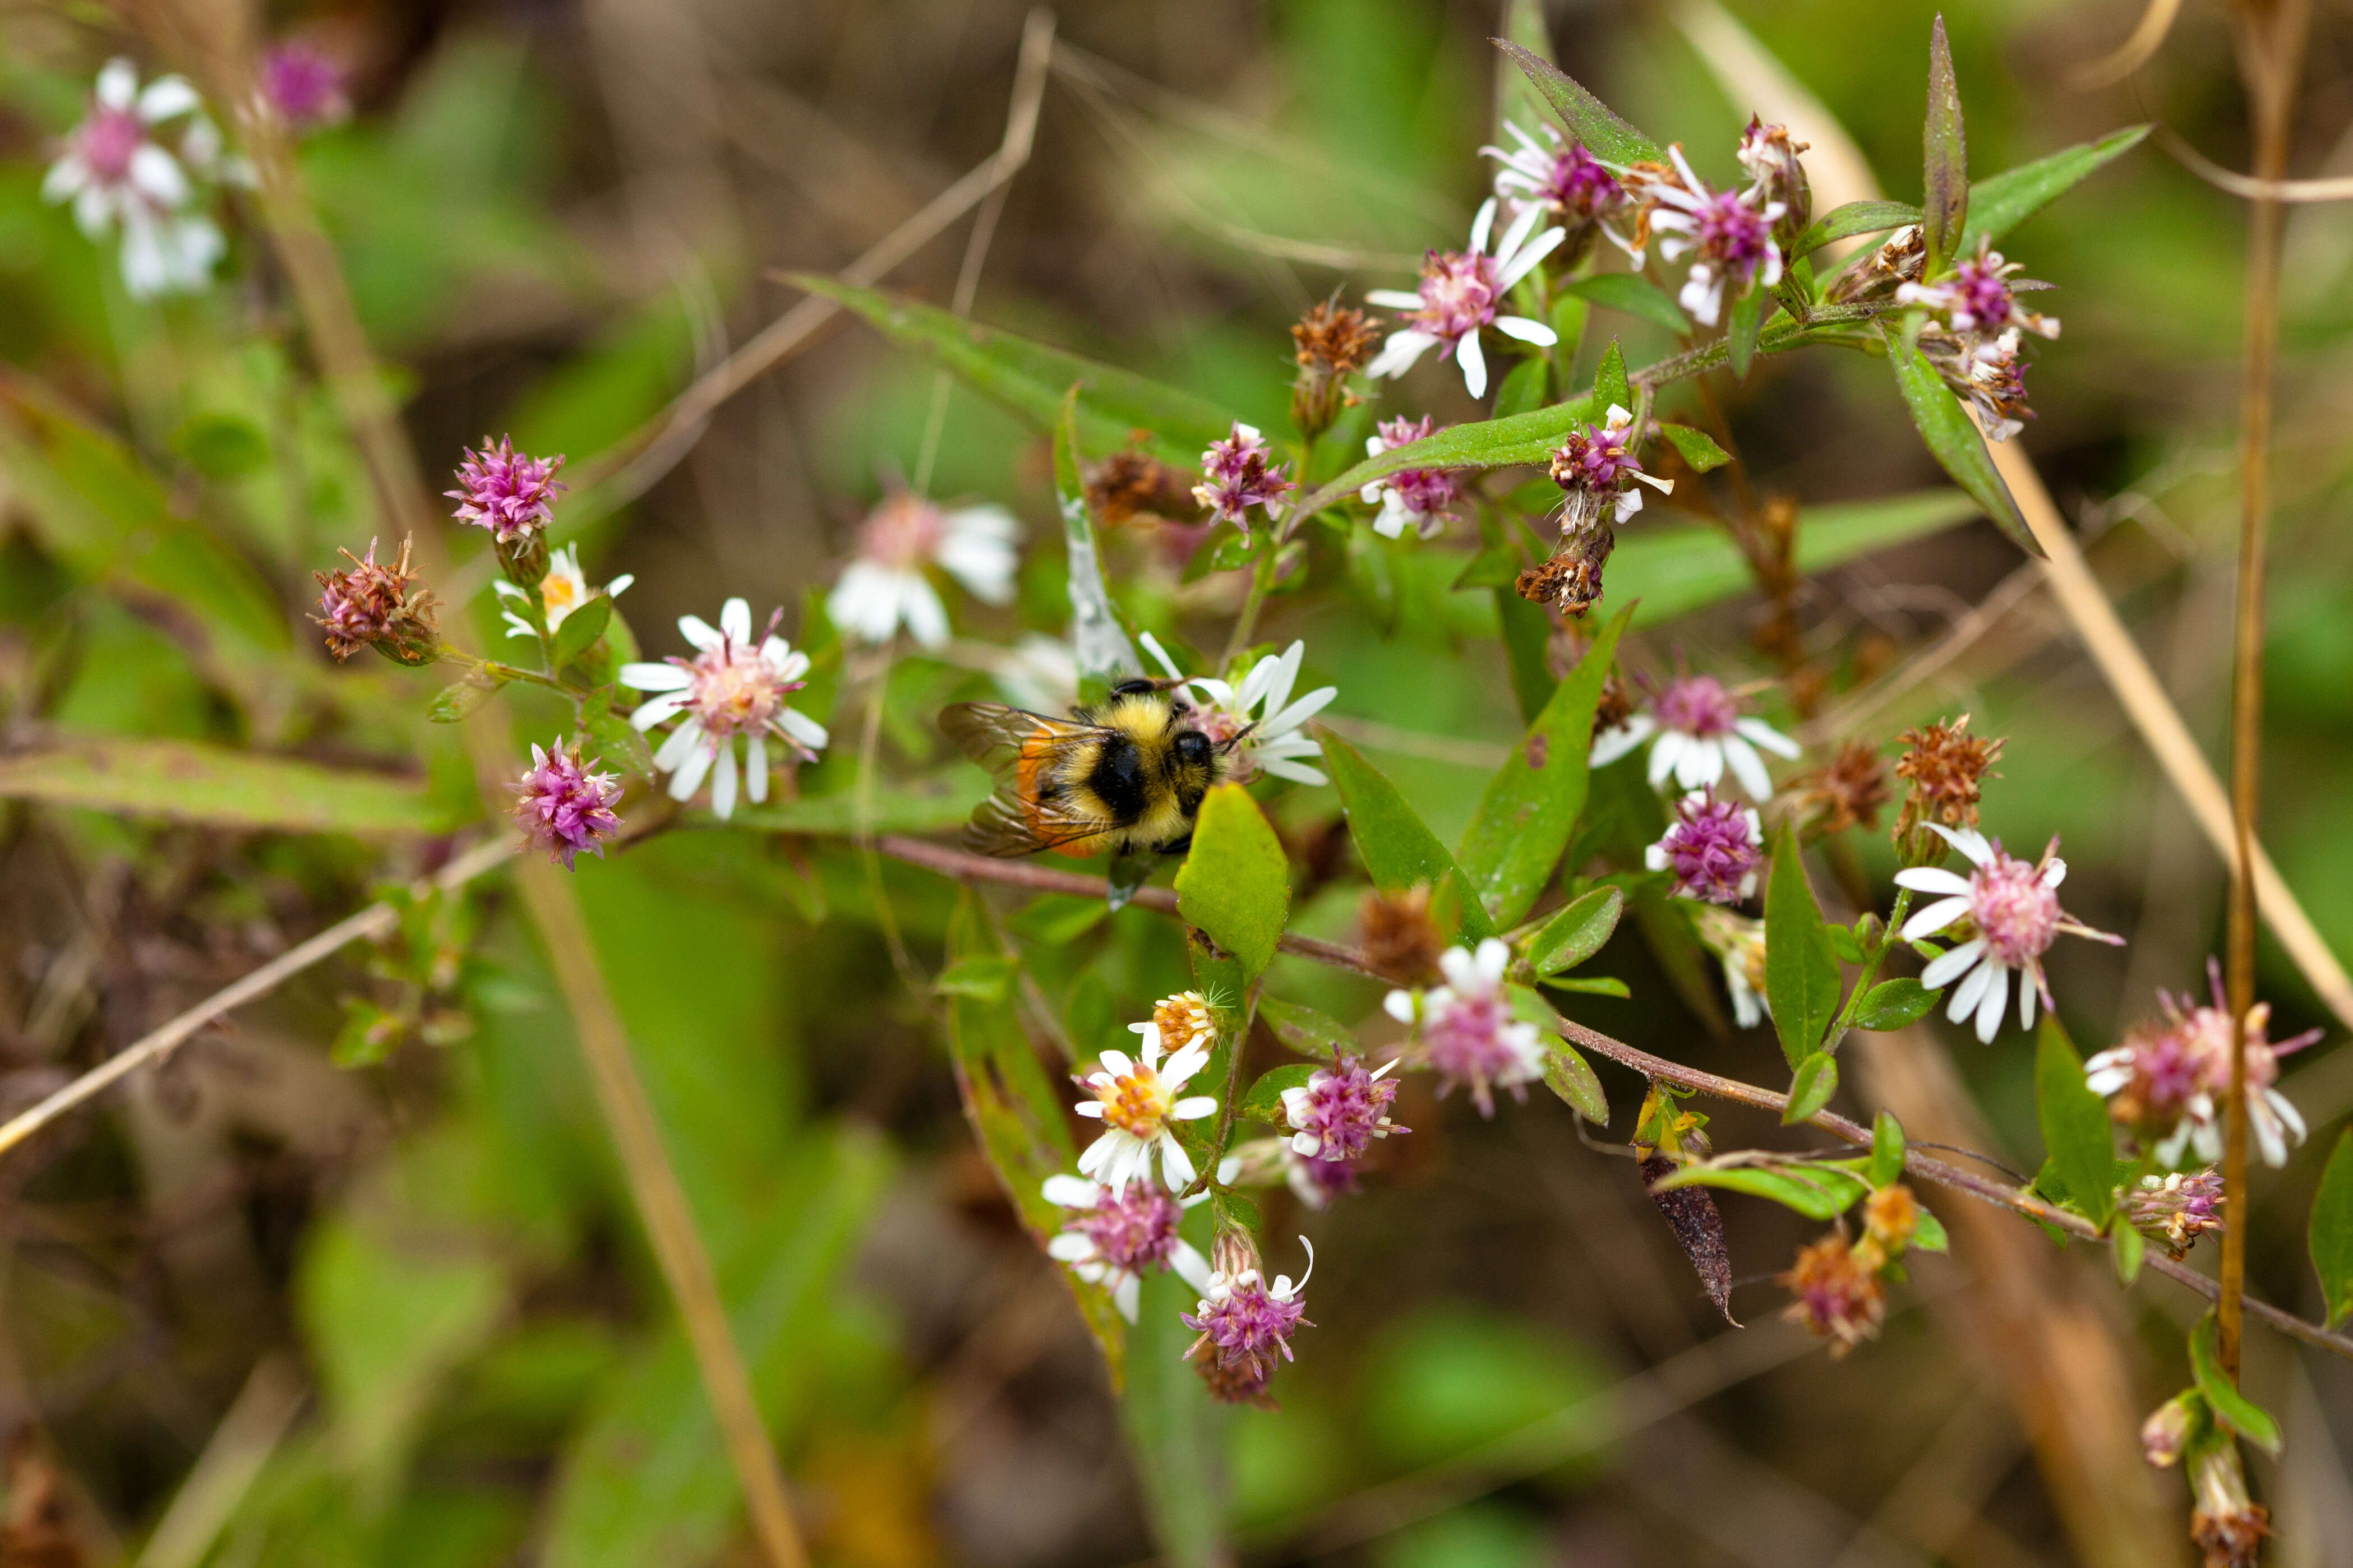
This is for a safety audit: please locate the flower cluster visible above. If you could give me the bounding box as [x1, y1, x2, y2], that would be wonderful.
[1183, 1237, 1314, 1403]
[259, 43, 350, 129]
[1384, 938, 1547, 1117]
[1593, 674, 1798, 802]
[1360, 415, 1464, 540]
[1485, 122, 1625, 233]
[1367, 198, 1563, 399]
[44, 60, 239, 299]
[513, 740, 624, 868]
[312, 537, 439, 665]
[2124, 1168, 2226, 1259]
[1890, 239, 2060, 442]
[619, 599, 830, 820]
[1192, 423, 1294, 539]
[1073, 1015, 1218, 1195]
[2084, 964, 2316, 1168]
[1897, 825, 2120, 1044]
[449, 437, 566, 543]
[828, 493, 1019, 648]
[1291, 299, 1380, 437]
[1520, 403, 1676, 614]
[1044, 1174, 1211, 1324]
[1645, 790, 1763, 905]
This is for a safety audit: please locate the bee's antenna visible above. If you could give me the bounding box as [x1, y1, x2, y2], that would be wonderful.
[1214, 723, 1260, 753]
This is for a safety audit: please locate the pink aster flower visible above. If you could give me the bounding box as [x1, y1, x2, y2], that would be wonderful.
[617, 598, 829, 821]
[1645, 789, 1764, 905]
[258, 43, 349, 129]
[2085, 963, 2318, 1168]
[1897, 239, 2059, 344]
[2123, 1168, 2226, 1259]
[1644, 146, 1785, 328]
[1042, 1173, 1213, 1323]
[448, 437, 565, 542]
[1183, 1238, 1314, 1385]
[1191, 422, 1294, 539]
[1365, 198, 1565, 399]
[1280, 1056, 1406, 1163]
[1895, 825, 2123, 1043]
[513, 739, 623, 868]
[1734, 118, 1810, 235]
[1483, 121, 1625, 228]
[1359, 415, 1464, 540]
[828, 493, 1019, 649]
[1383, 938, 1546, 1117]
[1548, 403, 1674, 526]
[42, 59, 228, 299]
[1590, 674, 1799, 800]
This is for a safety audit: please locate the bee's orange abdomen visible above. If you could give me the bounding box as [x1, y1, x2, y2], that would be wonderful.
[1015, 730, 1099, 857]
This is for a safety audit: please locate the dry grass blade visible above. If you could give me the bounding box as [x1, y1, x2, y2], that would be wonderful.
[2159, 123, 2353, 201]
[136, 1354, 306, 1568]
[2069, 0, 2188, 90]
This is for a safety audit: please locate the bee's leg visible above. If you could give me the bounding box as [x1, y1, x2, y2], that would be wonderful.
[1104, 849, 1155, 910]
[1153, 833, 1194, 855]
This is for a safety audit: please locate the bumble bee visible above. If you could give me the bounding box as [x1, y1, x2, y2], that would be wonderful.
[942, 680, 1237, 859]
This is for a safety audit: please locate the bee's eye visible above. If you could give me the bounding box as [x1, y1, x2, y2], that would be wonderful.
[1173, 731, 1212, 766]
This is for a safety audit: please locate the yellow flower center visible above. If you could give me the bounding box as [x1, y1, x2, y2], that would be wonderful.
[1094, 1064, 1173, 1139]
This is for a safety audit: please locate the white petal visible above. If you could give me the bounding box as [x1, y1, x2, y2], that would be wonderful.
[1457, 331, 1487, 399]
[1159, 1137, 1197, 1191]
[1265, 684, 1337, 736]
[776, 707, 829, 752]
[744, 736, 770, 802]
[653, 719, 706, 771]
[1113, 1271, 1142, 1324]
[127, 145, 189, 207]
[1648, 730, 1687, 788]
[1894, 867, 1972, 897]
[1171, 1096, 1219, 1120]
[1916, 939, 1986, 993]
[1260, 757, 1330, 786]
[1907, 900, 1978, 949]
[1947, 957, 1994, 1024]
[1366, 289, 1425, 309]
[719, 598, 753, 644]
[1590, 716, 1655, 766]
[2042, 858, 2068, 889]
[1930, 824, 1994, 866]
[679, 614, 725, 652]
[1973, 965, 2010, 1043]
[619, 662, 693, 691]
[2018, 970, 2038, 1031]
[901, 577, 951, 649]
[1675, 737, 1725, 790]
[1722, 735, 1774, 801]
[1170, 1239, 1214, 1295]
[96, 60, 139, 110]
[1493, 314, 1558, 345]
[629, 694, 686, 731]
[1138, 630, 1185, 682]
[1097, 1048, 1134, 1077]
[1366, 331, 1440, 380]
[1048, 1232, 1097, 1261]
[1474, 938, 1511, 983]
[709, 742, 737, 820]
[607, 573, 635, 597]
[1383, 989, 1418, 1023]
[1042, 1174, 1099, 1208]
[667, 738, 716, 803]
[137, 76, 201, 122]
[1073, 1102, 1106, 1120]
[1469, 196, 1497, 255]
[1493, 200, 1544, 269]
[1496, 228, 1566, 291]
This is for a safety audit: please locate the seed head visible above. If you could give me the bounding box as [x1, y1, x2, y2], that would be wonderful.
[1086, 448, 1193, 526]
[1291, 299, 1379, 436]
[1797, 739, 1889, 836]
[1358, 885, 1445, 984]
[1779, 1232, 1886, 1356]
[1860, 1183, 1918, 1256]
[313, 536, 440, 665]
[1893, 714, 2003, 858]
[1516, 522, 1616, 616]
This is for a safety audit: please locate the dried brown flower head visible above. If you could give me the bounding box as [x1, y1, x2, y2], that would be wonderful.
[1827, 223, 1926, 304]
[1191, 1347, 1279, 1408]
[1358, 884, 1443, 984]
[1290, 299, 1379, 437]
[1860, 1183, 1918, 1254]
[1799, 739, 1890, 835]
[312, 536, 440, 665]
[1593, 672, 1634, 736]
[1516, 524, 1615, 617]
[1086, 448, 1193, 526]
[1779, 1232, 1886, 1357]
[2189, 1440, 2269, 1568]
[1894, 713, 2004, 829]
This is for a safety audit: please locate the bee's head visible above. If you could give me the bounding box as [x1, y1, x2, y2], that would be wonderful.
[1172, 729, 1215, 771]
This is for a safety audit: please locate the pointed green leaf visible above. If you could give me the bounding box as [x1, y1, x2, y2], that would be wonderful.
[1541, 1039, 1609, 1123]
[2113, 1216, 2146, 1285]
[1656, 423, 1732, 473]
[1650, 1162, 1868, 1221]
[1961, 126, 2149, 252]
[427, 667, 506, 723]
[1870, 1111, 1908, 1188]
[2189, 1311, 2282, 1454]
[1853, 978, 1938, 1032]
[1912, 1207, 1950, 1252]
[1595, 339, 1631, 413]
[1543, 974, 1629, 997]
[1566, 274, 1687, 336]
[1495, 588, 1558, 723]
[1922, 15, 1968, 271]
[1290, 393, 1598, 517]
[1238, 1064, 1318, 1126]
[1173, 784, 1290, 979]
[1783, 1053, 1839, 1125]
[1119, 1269, 1230, 1567]
[1492, 39, 1665, 166]
[1456, 608, 1629, 927]
[550, 594, 613, 669]
[1528, 886, 1625, 975]
[1258, 996, 1357, 1062]
[1056, 385, 1142, 688]
[0, 737, 456, 835]
[1792, 199, 1925, 259]
[793, 275, 1230, 466]
[1765, 824, 1842, 1066]
[1726, 284, 1767, 381]
[584, 710, 657, 780]
[1316, 729, 1495, 941]
[2311, 1128, 2353, 1329]
[1885, 323, 2036, 556]
[2034, 1015, 2117, 1231]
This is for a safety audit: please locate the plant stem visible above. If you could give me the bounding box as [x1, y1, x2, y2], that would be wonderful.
[2218, 0, 2309, 1382]
[1821, 887, 1913, 1056]
[1221, 547, 1277, 669]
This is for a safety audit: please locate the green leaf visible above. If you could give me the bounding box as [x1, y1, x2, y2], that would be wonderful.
[730, 769, 991, 835]
[1454, 540, 1522, 590]
[1885, 323, 2034, 555]
[1492, 39, 1665, 165]
[2113, 1215, 2146, 1285]
[1291, 393, 1598, 518]
[1601, 489, 1983, 625]
[1792, 199, 1925, 259]
[1566, 274, 1687, 336]
[1852, 978, 1938, 1032]
[934, 954, 1016, 1002]
[1656, 423, 1731, 473]
[1922, 15, 1968, 272]
[585, 711, 657, 780]
[1495, 587, 1558, 724]
[2189, 1311, 2282, 1454]
[1456, 608, 1628, 927]
[1173, 784, 1291, 978]
[2310, 1128, 2353, 1329]
[1594, 339, 1631, 413]
[1960, 126, 2149, 252]
[1007, 894, 1111, 947]
[1726, 283, 1766, 381]
[1317, 729, 1495, 941]
[1540, 1039, 1608, 1123]
[1764, 823, 1842, 1067]
[1238, 1064, 1318, 1126]
[792, 276, 1229, 468]
[1826, 922, 1869, 964]
[427, 666, 507, 723]
[1782, 1053, 1839, 1125]
[1869, 1113, 1909, 1191]
[0, 736, 457, 835]
[551, 594, 612, 669]
[1528, 886, 1625, 975]
[1912, 1208, 1949, 1252]
[1650, 1161, 1868, 1222]
[1492, 354, 1551, 418]
[2034, 1015, 2117, 1231]
[942, 893, 1125, 1378]
[1543, 974, 1629, 997]
[1258, 996, 1357, 1062]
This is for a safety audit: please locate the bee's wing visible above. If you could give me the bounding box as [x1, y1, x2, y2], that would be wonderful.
[939, 702, 1105, 767]
[961, 788, 1123, 857]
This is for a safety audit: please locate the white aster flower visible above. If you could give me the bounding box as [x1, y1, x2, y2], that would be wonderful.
[43, 59, 230, 299]
[495, 544, 633, 639]
[1589, 673, 1798, 800]
[1073, 1023, 1219, 1197]
[1383, 938, 1547, 1117]
[1365, 197, 1565, 399]
[1139, 633, 1336, 787]
[827, 493, 1019, 649]
[1894, 825, 2122, 1044]
[617, 597, 829, 821]
[1643, 146, 1786, 329]
[1041, 1172, 1214, 1324]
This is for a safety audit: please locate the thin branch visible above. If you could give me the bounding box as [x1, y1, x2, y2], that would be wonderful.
[2157, 123, 2353, 202]
[2069, 0, 2188, 90]
[0, 837, 515, 1162]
